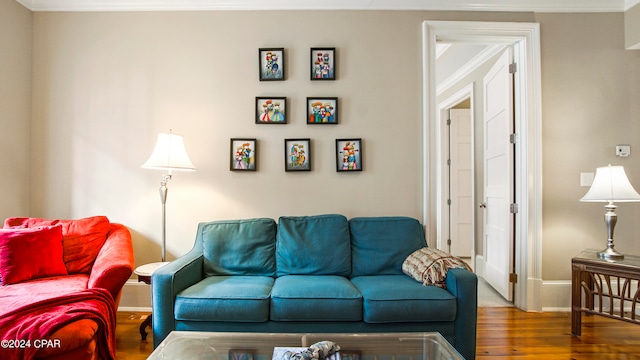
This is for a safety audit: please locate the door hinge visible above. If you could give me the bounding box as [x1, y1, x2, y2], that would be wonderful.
[447, 199, 452, 206]
[447, 119, 451, 126]
[510, 203, 519, 214]
[509, 63, 517, 74]
[447, 159, 451, 166]
[509, 273, 518, 283]
[447, 239, 452, 246]
[509, 133, 518, 144]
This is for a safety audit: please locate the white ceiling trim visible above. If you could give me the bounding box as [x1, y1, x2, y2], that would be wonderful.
[16, 0, 635, 12]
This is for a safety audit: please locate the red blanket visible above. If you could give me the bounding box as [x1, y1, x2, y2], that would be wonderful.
[0, 288, 116, 360]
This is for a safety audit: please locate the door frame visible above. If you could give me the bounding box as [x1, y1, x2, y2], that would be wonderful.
[422, 21, 543, 311]
[436, 84, 475, 268]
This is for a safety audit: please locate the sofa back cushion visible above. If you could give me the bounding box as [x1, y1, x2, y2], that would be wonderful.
[276, 214, 351, 277]
[4, 216, 111, 274]
[200, 218, 276, 277]
[349, 216, 426, 277]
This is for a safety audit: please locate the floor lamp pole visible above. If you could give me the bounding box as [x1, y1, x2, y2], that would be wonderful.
[159, 173, 172, 262]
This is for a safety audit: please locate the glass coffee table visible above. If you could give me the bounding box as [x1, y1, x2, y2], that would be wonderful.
[148, 331, 464, 360]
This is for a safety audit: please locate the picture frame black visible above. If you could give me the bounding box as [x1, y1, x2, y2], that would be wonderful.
[307, 97, 338, 124]
[256, 97, 287, 124]
[285, 138, 311, 172]
[310, 47, 336, 80]
[259, 48, 284, 81]
[230, 138, 257, 171]
[336, 138, 362, 172]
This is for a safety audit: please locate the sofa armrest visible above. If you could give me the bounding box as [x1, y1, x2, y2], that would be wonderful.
[446, 268, 477, 360]
[88, 223, 135, 302]
[152, 247, 204, 348]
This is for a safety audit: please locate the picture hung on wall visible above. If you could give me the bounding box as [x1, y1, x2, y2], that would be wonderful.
[285, 138, 311, 172]
[307, 97, 338, 124]
[230, 138, 257, 171]
[310, 47, 336, 80]
[259, 48, 285, 81]
[336, 138, 362, 172]
[256, 97, 286, 124]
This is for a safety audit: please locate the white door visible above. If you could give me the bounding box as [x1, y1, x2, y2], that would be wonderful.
[449, 108, 473, 257]
[482, 49, 515, 301]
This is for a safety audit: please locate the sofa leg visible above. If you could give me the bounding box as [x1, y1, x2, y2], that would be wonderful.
[139, 314, 152, 341]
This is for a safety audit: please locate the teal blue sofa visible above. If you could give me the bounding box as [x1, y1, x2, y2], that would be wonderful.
[152, 215, 477, 359]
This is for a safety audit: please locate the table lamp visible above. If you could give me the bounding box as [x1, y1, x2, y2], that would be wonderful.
[580, 164, 640, 260]
[142, 130, 196, 262]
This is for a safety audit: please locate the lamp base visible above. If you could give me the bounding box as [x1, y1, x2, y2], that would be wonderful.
[598, 246, 624, 260]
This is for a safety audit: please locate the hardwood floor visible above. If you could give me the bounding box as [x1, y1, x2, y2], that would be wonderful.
[116, 308, 640, 359]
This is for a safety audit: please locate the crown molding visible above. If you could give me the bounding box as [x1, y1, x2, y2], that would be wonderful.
[15, 0, 636, 12]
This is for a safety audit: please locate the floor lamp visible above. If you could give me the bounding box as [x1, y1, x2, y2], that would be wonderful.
[142, 130, 196, 262]
[580, 164, 640, 260]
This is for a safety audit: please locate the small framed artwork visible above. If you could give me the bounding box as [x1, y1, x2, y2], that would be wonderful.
[230, 138, 257, 171]
[285, 138, 311, 172]
[256, 97, 286, 124]
[310, 47, 336, 80]
[259, 48, 285, 81]
[307, 97, 338, 124]
[229, 349, 254, 360]
[336, 138, 362, 172]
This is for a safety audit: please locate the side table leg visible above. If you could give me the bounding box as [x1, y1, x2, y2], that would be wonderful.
[139, 314, 152, 341]
[571, 263, 582, 336]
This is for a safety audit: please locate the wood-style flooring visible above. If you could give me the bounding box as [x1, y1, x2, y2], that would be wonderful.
[115, 308, 640, 359]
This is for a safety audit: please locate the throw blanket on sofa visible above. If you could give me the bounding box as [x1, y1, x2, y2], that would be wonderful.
[0, 288, 116, 360]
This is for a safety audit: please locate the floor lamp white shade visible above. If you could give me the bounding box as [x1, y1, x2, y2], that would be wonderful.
[580, 164, 640, 260]
[142, 130, 196, 262]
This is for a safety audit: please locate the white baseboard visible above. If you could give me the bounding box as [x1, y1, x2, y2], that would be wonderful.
[541, 280, 571, 312]
[117, 279, 152, 312]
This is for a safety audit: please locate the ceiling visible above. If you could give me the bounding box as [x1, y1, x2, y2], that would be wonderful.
[15, 0, 640, 12]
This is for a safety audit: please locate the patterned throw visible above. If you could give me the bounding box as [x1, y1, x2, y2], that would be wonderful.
[402, 247, 472, 289]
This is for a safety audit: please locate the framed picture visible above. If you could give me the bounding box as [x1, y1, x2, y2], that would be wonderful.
[285, 138, 311, 172]
[307, 97, 338, 124]
[259, 48, 285, 81]
[336, 138, 362, 172]
[310, 47, 336, 80]
[229, 349, 254, 360]
[256, 97, 286, 124]
[230, 138, 257, 171]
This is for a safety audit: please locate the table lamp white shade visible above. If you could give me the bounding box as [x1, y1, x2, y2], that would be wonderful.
[580, 164, 640, 260]
[580, 165, 640, 203]
[142, 132, 196, 171]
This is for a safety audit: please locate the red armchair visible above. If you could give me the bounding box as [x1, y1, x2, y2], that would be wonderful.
[0, 216, 134, 360]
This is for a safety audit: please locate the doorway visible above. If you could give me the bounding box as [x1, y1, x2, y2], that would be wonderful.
[422, 21, 543, 311]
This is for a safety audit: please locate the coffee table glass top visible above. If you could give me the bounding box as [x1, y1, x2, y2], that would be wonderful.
[148, 331, 464, 360]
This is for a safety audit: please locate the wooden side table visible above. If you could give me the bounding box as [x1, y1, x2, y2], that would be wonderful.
[134, 262, 169, 341]
[571, 249, 640, 336]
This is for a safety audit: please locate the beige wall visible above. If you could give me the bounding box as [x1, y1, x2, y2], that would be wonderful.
[538, 12, 640, 279]
[0, 0, 31, 221]
[625, 3, 640, 49]
[25, 10, 640, 283]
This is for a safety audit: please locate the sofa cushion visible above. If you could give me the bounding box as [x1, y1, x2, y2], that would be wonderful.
[0, 274, 89, 315]
[4, 216, 111, 274]
[0, 226, 68, 285]
[271, 275, 362, 321]
[199, 218, 276, 277]
[276, 214, 351, 276]
[175, 276, 274, 322]
[351, 275, 456, 323]
[349, 217, 426, 277]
